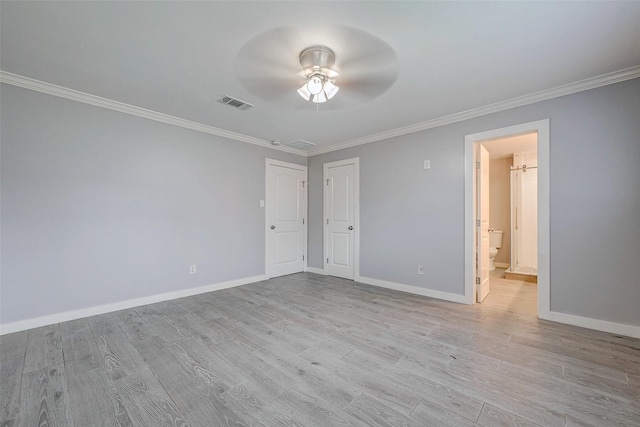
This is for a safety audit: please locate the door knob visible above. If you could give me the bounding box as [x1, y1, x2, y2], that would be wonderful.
[271, 225, 276, 229]
[348, 226, 354, 230]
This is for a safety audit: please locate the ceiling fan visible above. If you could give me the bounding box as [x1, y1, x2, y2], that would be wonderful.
[235, 25, 398, 109]
[296, 45, 340, 104]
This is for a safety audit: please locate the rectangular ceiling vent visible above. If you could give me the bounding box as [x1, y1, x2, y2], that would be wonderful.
[216, 95, 254, 111]
[285, 140, 316, 150]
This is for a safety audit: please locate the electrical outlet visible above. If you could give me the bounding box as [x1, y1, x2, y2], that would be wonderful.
[417, 265, 425, 275]
[260, 200, 265, 208]
[189, 265, 196, 275]
[423, 160, 430, 169]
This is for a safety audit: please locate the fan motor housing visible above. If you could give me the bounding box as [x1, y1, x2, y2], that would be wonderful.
[299, 46, 336, 73]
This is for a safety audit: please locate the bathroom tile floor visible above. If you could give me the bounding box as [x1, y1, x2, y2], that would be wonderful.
[483, 267, 538, 315]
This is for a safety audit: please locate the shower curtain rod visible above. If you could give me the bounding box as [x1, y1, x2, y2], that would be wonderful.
[510, 165, 538, 172]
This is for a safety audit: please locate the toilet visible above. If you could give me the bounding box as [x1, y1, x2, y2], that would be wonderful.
[489, 230, 504, 271]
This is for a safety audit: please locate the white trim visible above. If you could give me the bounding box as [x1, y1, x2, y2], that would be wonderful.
[464, 120, 550, 316]
[356, 275, 468, 304]
[0, 275, 267, 335]
[0, 71, 306, 156]
[304, 267, 326, 275]
[323, 157, 360, 279]
[307, 66, 640, 156]
[542, 311, 640, 340]
[265, 159, 308, 279]
[3, 67, 638, 158]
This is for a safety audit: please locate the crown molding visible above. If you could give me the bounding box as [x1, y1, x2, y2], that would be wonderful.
[3, 66, 638, 158]
[0, 71, 308, 157]
[307, 65, 640, 156]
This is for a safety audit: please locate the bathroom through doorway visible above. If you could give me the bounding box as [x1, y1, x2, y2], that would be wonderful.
[481, 133, 538, 313]
[464, 120, 550, 319]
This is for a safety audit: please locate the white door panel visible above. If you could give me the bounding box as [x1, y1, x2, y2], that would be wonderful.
[331, 233, 350, 266]
[275, 232, 298, 264]
[324, 159, 359, 280]
[331, 173, 351, 221]
[477, 145, 490, 302]
[266, 160, 307, 278]
[276, 174, 298, 221]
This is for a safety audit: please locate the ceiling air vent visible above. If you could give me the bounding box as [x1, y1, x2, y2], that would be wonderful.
[285, 140, 316, 150]
[216, 95, 254, 111]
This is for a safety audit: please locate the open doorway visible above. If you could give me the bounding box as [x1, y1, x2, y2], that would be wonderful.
[480, 133, 538, 314]
[464, 120, 550, 319]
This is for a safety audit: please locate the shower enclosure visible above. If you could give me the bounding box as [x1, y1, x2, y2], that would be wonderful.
[508, 152, 538, 277]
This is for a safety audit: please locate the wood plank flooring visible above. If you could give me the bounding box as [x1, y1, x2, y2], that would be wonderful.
[1, 272, 639, 426]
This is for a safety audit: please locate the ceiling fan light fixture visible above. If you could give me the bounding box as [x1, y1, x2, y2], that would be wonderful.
[298, 73, 338, 103]
[324, 80, 339, 99]
[297, 45, 340, 104]
[307, 75, 325, 95]
[297, 84, 311, 101]
[313, 91, 327, 104]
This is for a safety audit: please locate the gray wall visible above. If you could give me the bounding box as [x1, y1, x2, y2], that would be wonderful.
[1, 84, 305, 325]
[308, 78, 640, 327]
[3, 79, 639, 328]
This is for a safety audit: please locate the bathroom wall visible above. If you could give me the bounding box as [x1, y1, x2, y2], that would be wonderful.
[489, 156, 512, 266]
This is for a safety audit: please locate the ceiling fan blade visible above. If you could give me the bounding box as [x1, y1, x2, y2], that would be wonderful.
[237, 77, 299, 101]
[338, 59, 398, 82]
[339, 50, 397, 78]
[313, 24, 398, 102]
[235, 24, 398, 108]
[340, 72, 398, 102]
[235, 26, 306, 87]
[327, 25, 397, 71]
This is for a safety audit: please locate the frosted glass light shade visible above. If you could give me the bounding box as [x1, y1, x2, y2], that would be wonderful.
[297, 84, 311, 101]
[297, 74, 339, 103]
[307, 76, 324, 95]
[324, 81, 339, 99]
[313, 91, 327, 103]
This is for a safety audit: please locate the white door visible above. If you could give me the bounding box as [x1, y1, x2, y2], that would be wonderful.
[265, 159, 307, 278]
[324, 158, 359, 280]
[477, 145, 490, 302]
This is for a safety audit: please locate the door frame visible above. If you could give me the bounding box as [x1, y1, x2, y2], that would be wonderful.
[323, 157, 360, 279]
[265, 158, 308, 278]
[464, 120, 550, 319]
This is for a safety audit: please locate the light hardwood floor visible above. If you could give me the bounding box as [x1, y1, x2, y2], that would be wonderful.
[1, 272, 639, 426]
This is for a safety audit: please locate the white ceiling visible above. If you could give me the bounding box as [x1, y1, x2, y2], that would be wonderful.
[2, 2, 639, 154]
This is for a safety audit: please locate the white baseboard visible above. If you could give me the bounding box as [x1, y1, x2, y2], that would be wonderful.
[355, 275, 468, 304]
[304, 267, 326, 275]
[494, 262, 510, 269]
[0, 275, 268, 335]
[540, 311, 640, 339]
